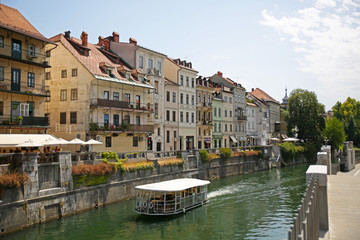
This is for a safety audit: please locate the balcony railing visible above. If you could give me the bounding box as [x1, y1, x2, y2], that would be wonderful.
[0, 115, 49, 127]
[237, 115, 247, 121]
[89, 121, 153, 133]
[0, 78, 48, 96]
[0, 43, 50, 68]
[90, 98, 153, 112]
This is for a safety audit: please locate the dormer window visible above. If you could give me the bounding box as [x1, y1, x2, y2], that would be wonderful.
[125, 72, 130, 79]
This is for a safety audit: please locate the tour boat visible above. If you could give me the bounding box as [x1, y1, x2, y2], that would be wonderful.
[134, 178, 210, 215]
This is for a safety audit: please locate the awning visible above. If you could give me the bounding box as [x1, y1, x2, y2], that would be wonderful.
[230, 136, 238, 143]
[0, 134, 58, 148]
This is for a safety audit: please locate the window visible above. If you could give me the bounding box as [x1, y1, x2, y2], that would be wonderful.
[180, 93, 183, 104]
[214, 108, 217, 117]
[46, 50, 51, 57]
[45, 91, 50, 102]
[191, 78, 194, 88]
[72, 68, 78, 77]
[157, 61, 161, 72]
[104, 114, 109, 126]
[174, 131, 177, 138]
[172, 111, 176, 122]
[113, 92, 119, 101]
[180, 111, 183, 122]
[0, 101, 3, 115]
[186, 112, 189, 122]
[166, 131, 170, 143]
[135, 95, 140, 109]
[180, 75, 183, 86]
[186, 94, 189, 105]
[219, 108, 221, 117]
[229, 97, 232, 103]
[225, 124, 228, 132]
[155, 81, 159, 93]
[172, 92, 176, 103]
[45, 72, 50, 80]
[230, 124, 232, 132]
[198, 94, 201, 103]
[106, 136, 112, 148]
[27, 72, 34, 87]
[225, 110, 227, 117]
[166, 110, 170, 121]
[191, 112, 194, 123]
[208, 95, 211, 104]
[124, 115, 130, 124]
[11, 69, 20, 91]
[0, 66, 4, 81]
[204, 129, 206, 136]
[252, 122, 255, 130]
[61, 70, 67, 78]
[136, 116, 140, 125]
[70, 112, 77, 124]
[148, 59, 153, 70]
[60, 90, 67, 101]
[155, 103, 158, 116]
[27, 45, 36, 57]
[166, 91, 170, 102]
[224, 96, 227, 102]
[192, 95, 194, 105]
[230, 111, 232, 117]
[124, 93, 130, 103]
[60, 112, 66, 124]
[0, 36, 3, 48]
[199, 128, 201, 136]
[158, 128, 161, 136]
[186, 77, 189, 87]
[219, 123, 221, 132]
[71, 89, 78, 100]
[133, 136, 139, 147]
[214, 123, 217, 132]
[104, 91, 109, 100]
[139, 56, 143, 68]
[114, 114, 119, 126]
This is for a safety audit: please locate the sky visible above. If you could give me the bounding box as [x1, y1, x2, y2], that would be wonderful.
[4, 0, 360, 110]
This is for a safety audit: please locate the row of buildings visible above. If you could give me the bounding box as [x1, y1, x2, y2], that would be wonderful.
[0, 4, 287, 153]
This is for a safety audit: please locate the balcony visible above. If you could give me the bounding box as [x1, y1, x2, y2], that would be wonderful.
[0, 43, 50, 68]
[89, 121, 153, 134]
[237, 115, 247, 121]
[0, 115, 49, 127]
[90, 98, 153, 112]
[0, 79, 49, 97]
[201, 120, 213, 126]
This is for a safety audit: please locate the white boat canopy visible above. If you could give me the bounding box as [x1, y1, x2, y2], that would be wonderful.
[135, 178, 210, 192]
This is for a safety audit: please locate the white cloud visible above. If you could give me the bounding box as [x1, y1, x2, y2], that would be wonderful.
[261, 0, 360, 108]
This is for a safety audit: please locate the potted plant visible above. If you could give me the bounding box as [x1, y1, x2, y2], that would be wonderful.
[16, 116, 23, 125]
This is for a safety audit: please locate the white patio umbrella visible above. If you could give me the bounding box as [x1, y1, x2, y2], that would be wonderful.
[68, 138, 86, 145]
[41, 137, 62, 146]
[283, 138, 300, 142]
[84, 139, 102, 145]
[57, 138, 70, 145]
[16, 139, 44, 147]
[270, 137, 281, 142]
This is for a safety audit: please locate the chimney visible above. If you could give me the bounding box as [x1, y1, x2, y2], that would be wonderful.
[98, 36, 104, 46]
[129, 38, 137, 45]
[252, 88, 254, 92]
[64, 31, 71, 39]
[217, 71, 223, 77]
[81, 31, 88, 47]
[104, 39, 110, 51]
[112, 32, 119, 42]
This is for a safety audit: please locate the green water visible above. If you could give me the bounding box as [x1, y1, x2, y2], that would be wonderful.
[5, 164, 308, 240]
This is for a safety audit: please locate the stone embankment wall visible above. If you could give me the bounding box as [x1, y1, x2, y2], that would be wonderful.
[0, 147, 305, 235]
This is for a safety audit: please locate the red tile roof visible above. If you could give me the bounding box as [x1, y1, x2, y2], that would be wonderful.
[249, 88, 279, 103]
[0, 4, 53, 43]
[168, 57, 198, 72]
[51, 33, 151, 87]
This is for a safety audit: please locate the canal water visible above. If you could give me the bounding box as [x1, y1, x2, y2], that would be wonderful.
[5, 164, 309, 240]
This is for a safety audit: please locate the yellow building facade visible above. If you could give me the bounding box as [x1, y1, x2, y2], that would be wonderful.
[0, 4, 54, 134]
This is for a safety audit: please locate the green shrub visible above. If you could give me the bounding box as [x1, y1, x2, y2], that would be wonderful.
[101, 151, 119, 161]
[303, 142, 317, 160]
[220, 147, 232, 160]
[280, 142, 296, 162]
[199, 149, 209, 162]
[294, 146, 305, 157]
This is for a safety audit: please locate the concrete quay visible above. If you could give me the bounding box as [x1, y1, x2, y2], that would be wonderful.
[321, 163, 360, 240]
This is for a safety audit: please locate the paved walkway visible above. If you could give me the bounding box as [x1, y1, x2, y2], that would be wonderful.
[324, 163, 360, 240]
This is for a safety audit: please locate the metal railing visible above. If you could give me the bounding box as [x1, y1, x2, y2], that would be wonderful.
[0, 43, 49, 67]
[0, 115, 49, 126]
[90, 98, 153, 112]
[288, 176, 319, 240]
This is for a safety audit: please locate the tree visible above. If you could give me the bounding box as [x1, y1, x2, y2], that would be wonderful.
[332, 97, 360, 146]
[285, 89, 325, 145]
[324, 117, 346, 150]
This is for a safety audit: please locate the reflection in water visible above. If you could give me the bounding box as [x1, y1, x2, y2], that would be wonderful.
[5, 164, 308, 240]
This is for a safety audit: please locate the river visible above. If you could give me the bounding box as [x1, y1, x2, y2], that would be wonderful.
[4, 164, 309, 240]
